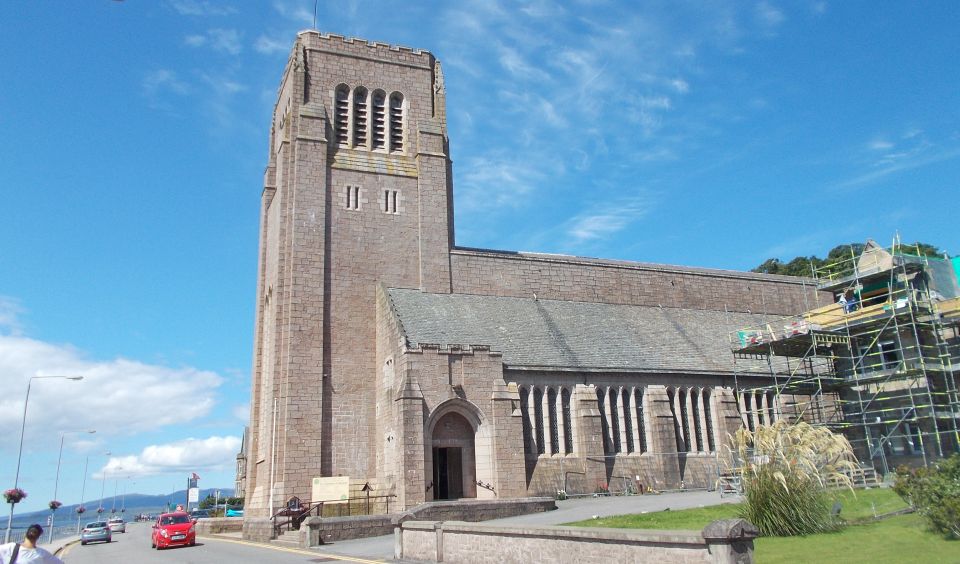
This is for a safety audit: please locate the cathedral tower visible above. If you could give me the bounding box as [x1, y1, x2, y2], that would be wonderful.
[245, 31, 453, 517]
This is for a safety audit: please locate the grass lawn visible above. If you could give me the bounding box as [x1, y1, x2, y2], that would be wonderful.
[563, 488, 958, 563]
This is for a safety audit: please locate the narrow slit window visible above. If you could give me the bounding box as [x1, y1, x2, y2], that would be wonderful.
[548, 388, 559, 455]
[691, 389, 703, 452]
[634, 389, 647, 453]
[609, 388, 621, 453]
[678, 389, 691, 452]
[704, 389, 715, 452]
[597, 388, 610, 454]
[621, 388, 634, 453]
[345, 186, 360, 210]
[520, 387, 533, 457]
[383, 190, 399, 214]
[533, 387, 545, 455]
[561, 388, 573, 454]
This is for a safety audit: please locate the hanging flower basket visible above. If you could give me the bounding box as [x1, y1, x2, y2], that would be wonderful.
[76, 505, 86, 514]
[4, 488, 27, 504]
[48, 500, 62, 511]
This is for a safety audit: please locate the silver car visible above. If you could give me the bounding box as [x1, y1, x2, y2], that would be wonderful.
[107, 517, 126, 533]
[81, 521, 112, 545]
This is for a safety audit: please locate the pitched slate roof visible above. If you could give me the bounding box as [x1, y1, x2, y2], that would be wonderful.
[387, 288, 776, 374]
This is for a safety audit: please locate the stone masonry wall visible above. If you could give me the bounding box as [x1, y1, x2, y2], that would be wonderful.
[450, 248, 822, 316]
[247, 30, 454, 517]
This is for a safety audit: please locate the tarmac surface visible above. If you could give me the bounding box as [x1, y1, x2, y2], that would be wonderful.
[303, 490, 739, 561]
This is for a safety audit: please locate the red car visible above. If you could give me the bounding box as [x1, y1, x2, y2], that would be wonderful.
[151, 511, 196, 549]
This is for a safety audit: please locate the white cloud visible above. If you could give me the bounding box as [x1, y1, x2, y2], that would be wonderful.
[167, 0, 236, 16]
[184, 34, 206, 47]
[0, 333, 224, 450]
[755, 1, 785, 32]
[143, 69, 188, 97]
[273, 0, 314, 25]
[869, 139, 894, 151]
[670, 78, 690, 94]
[255, 34, 289, 55]
[184, 28, 242, 55]
[836, 147, 960, 190]
[98, 436, 241, 479]
[566, 195, 654, 243]
[0, 296, 25, 336]
[457, 154, 551, 211]
[232, 403, 249, 422]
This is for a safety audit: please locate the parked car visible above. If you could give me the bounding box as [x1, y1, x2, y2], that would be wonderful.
[80, 521, 112, 545]
[151, 512, 196, 549]
[107, 517, 126, 533]
[189, 509, 210, 520]
[225, 507, 244, 517]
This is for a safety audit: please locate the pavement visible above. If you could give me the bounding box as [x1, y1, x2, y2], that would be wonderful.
[46, 534, 81, 558]
[214, 490, 740, 562]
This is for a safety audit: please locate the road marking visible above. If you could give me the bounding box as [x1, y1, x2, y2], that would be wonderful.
[201, 536, 384, 563]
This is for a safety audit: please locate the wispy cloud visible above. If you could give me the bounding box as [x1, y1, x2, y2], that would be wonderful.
[167, 0, 236, 17]
[566, 195, 655, 244]
[142, 69, 189, 111]
[457, 154, 552, 212]
[868, 138, 893, 151]
[183, 28, 242, 55]
[755, 1, 786, 34]
[98, 435, 241, 479]
[0, 296, 25, 336]
[273, 0, 313, 25]
[836, 147, 960, 190]
[254, 34, 289, 55]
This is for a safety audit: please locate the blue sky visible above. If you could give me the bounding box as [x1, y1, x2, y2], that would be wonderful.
[1, 1, 958, 513]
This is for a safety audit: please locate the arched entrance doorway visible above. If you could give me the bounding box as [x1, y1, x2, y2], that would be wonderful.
[430, 411, 476, 500]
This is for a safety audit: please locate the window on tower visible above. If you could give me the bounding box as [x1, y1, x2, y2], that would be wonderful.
[334, 84, 350, 146]
[352, 87, 369, 149]
[389, 92, 404, 153]
[383, 189, 400, 214]
[371, 90, 386, 151]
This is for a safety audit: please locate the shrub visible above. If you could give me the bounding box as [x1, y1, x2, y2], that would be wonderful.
[725, 420, 859, 537]
[893, 453, 960, 539]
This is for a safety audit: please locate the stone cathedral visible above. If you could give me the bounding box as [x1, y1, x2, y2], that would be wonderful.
[244, 31, 811, 519]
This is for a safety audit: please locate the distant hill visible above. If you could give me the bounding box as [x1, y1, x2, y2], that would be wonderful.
[11, 488, 234, 528]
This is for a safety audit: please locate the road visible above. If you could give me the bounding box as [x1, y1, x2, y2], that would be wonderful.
[60, 491, 737, 563]
[59, 522, 385, 564]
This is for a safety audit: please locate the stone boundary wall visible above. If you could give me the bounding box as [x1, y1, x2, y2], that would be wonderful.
[195, 517, 244, 536]
[242, 517, 274, 543]
[300, 497, 556, 546]
[450, 248, 821, 316]
[395, 518, 759, 564]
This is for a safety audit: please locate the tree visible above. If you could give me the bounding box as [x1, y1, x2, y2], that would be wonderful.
[893, 453, 960, 539]
[752, 241, 944, 278]
[198, 494, 216, 509]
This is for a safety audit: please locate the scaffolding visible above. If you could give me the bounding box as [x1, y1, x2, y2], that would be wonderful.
[729, 237, 960, 477]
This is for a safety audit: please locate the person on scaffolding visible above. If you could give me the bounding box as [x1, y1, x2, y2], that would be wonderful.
[838, 290, 857, 313]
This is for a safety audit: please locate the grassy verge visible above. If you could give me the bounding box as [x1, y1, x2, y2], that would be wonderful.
[563, 488, 957, 564]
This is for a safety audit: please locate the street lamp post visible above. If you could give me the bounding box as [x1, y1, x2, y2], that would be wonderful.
[4, 375, 84, 543]
[97, 451, 111, 523]
[76, 456, 88, 534]
[49, 430, 95, 543]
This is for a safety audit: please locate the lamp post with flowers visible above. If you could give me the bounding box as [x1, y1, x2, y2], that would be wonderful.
[97, 453, 112, 521]
[4, 374, 84, 543]
[49, 430, 95, 543]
